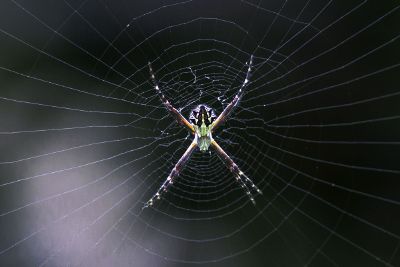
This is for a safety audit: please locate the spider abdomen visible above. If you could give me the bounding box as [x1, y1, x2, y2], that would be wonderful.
[198, 135, 212, 152]
[194, 123, 212, 152]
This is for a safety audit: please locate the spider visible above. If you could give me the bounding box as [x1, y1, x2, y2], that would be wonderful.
[143, 55, 262, 209]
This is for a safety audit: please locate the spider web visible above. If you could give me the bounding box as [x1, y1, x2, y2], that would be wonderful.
[0, 0, 399, 266]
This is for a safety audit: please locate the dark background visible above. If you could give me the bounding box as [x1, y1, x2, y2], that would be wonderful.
[0, 0, 399, 266]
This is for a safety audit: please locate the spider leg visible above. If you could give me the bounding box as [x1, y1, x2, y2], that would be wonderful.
[143, 140, 197, 209]
[148, 62, 195, 133]
[211, 139, 262, 204]
[211, 55, 253, 132]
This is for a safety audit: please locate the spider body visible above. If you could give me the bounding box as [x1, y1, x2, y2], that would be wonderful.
[190, 105, 216, 152]
[145, 55, 261, 209]
[195, 125, 212, 152]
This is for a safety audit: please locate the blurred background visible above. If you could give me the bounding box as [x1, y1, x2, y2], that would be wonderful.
[0, 0, 399, 266]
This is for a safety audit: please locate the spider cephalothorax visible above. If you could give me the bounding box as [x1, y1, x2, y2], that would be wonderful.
[190, 105, 216, 152]
[145, 56, 261, 209]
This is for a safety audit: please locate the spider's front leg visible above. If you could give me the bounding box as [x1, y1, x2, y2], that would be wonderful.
[148, 61, 195, 133]
[143, 140, 197, 209]
[211, 139, 262, 204]
[211, 55, 253, 132]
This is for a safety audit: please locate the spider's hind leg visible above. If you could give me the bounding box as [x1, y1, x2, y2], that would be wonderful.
[211, 140, 262, 204]
[231, 163, 262, 205]
[143, 140, 197, 209]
